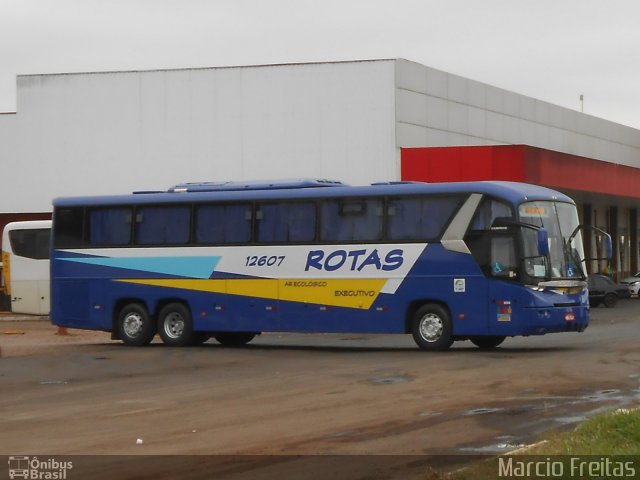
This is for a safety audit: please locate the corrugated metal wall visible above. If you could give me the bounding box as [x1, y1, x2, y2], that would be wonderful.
[0, 61, 397, 213]
[2, 59, 640, 214]
[393, 59, 640, 168]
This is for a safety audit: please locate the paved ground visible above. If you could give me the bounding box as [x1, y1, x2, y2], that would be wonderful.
[1, 301, 639, 478]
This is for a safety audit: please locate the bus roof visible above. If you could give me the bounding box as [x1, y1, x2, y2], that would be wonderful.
[52, 180, 575, 208]
[166, 178, 346, 193]
[2, 220, 52, 232]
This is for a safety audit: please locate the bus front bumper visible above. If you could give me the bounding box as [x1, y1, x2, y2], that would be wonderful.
[520, 305, 589, 335]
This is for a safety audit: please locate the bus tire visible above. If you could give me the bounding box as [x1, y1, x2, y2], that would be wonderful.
[214, 332, 257, 347]
[118, 303, 155, 346]
[158, 303, 194, 346]
[411, 304, 453, 351]
[470, 336, 506, 349]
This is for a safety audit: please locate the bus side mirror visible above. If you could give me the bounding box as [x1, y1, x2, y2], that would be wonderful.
[537, 229, 549, 257]
[604, 233, 613, 259]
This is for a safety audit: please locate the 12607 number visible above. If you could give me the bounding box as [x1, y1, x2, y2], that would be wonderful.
[245, 255, 286, 267]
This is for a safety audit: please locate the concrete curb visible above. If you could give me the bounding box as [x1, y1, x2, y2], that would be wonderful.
[0, 315, 50, 322]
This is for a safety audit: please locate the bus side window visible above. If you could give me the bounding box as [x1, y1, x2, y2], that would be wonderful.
[465, 198, 514, 276]
[257, 202, 315, 243]
[470, 198, 513, 230]
[8, 229, 51, 259]
[388, 196, 463, 241]
[89, 208, 132, 246]
[54, 207, 85, 248]
[135, 206, 190, 245]
[195, 204, 252, 244]
[320, 198, 382, 242]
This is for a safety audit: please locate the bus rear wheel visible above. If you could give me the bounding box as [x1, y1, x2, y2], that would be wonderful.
[158, 303, 194, 347]
[470, 336, 506, 349]
[214, 332, 257, 347]
[117, 303, 155, 346]
[411, 304, 453, 351]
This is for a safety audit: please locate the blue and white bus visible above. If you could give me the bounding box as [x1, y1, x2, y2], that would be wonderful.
[50, 179, 608, 351]
[2, 220, 52, 315]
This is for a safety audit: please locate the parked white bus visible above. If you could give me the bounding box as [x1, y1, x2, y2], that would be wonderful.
[1, 220, 52, 315]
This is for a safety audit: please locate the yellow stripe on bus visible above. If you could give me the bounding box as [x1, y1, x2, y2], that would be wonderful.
[117, 278, 388, 309]
[1, 251, 11, 296]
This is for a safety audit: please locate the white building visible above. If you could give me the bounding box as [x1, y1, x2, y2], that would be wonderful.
[1, 59, 639, 275]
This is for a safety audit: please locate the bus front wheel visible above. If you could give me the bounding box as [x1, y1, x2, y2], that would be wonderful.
[158, 303, 194, 346]
[117, 303, 156, 346]
[411, 304, 453, 351]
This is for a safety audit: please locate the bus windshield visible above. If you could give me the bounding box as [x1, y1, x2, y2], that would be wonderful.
[519, 201, 585, 281]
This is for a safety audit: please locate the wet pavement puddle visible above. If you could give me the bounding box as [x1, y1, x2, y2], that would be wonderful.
[456, 385, 640, 453]
[369, 375, 413, 385]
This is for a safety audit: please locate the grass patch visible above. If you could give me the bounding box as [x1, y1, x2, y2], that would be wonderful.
[529, 408, 640, 455]
[446, 408, 640, 479]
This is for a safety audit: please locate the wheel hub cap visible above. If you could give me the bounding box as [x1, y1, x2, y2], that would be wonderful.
[419, 314, 443, 342]
[123, 314, 143, 338]
[164, 313, 184, 339]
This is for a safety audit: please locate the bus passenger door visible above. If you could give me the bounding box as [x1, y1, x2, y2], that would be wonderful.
[9, 256, 50, 315]
[486, 235, 523, 336]
[465, 229, 520, 336]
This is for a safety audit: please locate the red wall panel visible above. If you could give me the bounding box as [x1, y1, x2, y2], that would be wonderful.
[402, 145, 640, 200]
[402, 145, 526, 183]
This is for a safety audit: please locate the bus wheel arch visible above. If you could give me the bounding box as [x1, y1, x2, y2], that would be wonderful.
[157, 301, 194, 346]
[409, 302, 454, 351]
[116, 302, 156, 346]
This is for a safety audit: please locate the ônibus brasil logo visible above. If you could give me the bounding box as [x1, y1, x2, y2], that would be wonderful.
[8, 456, 73, 479]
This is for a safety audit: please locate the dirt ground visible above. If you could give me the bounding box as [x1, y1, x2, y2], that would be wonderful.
[0, 314, 106, 358]
[1, 304, 639, 479]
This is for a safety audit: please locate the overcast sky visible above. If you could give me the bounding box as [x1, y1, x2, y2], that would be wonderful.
[1, 0, 639, 129]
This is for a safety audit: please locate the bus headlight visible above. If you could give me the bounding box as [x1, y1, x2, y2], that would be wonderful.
[527, 285, 545, 292]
